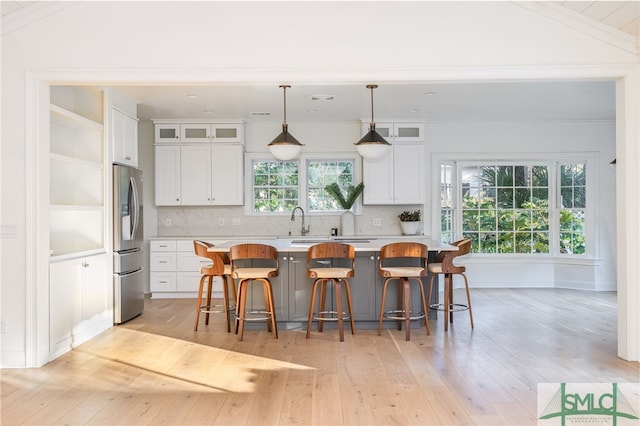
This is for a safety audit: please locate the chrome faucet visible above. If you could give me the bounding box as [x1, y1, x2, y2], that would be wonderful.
[291, 206, 310, 236]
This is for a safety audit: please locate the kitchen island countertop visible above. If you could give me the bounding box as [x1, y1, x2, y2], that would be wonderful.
[206, 236, 457, 253]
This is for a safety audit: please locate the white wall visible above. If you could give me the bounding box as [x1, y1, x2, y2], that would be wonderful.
[2, 1, 638, 367]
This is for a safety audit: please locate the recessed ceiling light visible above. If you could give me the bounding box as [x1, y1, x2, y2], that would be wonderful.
[307, 109, 317, 114]
[203, 109, 215, 114]
[424, 91, 437, 96]
[309, 94, 335, 101]
[186, 94, 197, 99]
[409, 109, 420, 113]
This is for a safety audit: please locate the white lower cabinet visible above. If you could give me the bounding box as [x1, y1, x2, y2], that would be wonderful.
[150, 239, 225, 298]
[49, 253, 111, 360]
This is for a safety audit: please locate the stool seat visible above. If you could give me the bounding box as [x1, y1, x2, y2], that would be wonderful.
[308, 267, 352, 279]
[232, 267, 278, 280]
[200, 264, 232, 276]
[306, 243, 356, 342]
[381, 266, 426, 277]
[378, 242, 430, 341]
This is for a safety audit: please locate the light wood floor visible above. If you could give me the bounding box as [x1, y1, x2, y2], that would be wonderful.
[2, 289, 639, 425]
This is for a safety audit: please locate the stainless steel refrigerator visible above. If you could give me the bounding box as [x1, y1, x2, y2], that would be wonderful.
[113, 164, 144, 324]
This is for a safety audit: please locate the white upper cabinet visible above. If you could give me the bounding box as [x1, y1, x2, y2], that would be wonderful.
[112, 108, 138, 167]
[155, 122, 244, 143]
[362, 122, 424, 143]
[109, 89, 139, 167]
[155, 124, 181, 143]
[153, 119, 245, 206]
[361, 120, 425, 205]
[180, 123, 243, 143]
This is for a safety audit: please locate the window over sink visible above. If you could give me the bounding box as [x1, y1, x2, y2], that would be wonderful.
[248, 155, 358, 214]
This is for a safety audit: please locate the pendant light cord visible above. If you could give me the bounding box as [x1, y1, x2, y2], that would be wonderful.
[367, 84, 377, 129]
[280, 84, 289, 129]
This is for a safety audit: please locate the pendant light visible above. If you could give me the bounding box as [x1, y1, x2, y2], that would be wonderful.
[268, 85, 303, 161]
[355, 84, 390, 160]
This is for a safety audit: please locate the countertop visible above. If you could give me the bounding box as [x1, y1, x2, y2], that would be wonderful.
[202, 236, 457, 252]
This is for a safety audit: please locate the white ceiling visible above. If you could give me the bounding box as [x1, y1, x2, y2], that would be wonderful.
[2, 1, 630, 123]
[113, 80, 616, 123]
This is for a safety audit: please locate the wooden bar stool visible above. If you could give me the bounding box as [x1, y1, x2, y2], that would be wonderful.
[306, 242, 356, 342]
[193, 240, 236, 332]
[229, 243, 279, 341]
[428, 239, 474, 331]
[378, 242, 430, 341]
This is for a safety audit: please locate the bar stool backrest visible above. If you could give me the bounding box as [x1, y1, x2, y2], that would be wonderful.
[229, 243, 279, 278]
[193, 240, 229, 275]
[306, 242, 355, 277]
[436, 239, 471, 274]
[379, 242, 428, 276]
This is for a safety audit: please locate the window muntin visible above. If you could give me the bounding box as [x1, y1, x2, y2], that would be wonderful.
[252, 160, 299, 213]
[307, 160, 355, 212]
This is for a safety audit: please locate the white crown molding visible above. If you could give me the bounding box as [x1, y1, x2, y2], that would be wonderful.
[513, 1, 638, 56]
[2, 1, 78, 36]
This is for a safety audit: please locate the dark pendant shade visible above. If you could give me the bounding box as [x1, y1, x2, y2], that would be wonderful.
[268, 85, 303, 161]
[355, 84, 391, 160]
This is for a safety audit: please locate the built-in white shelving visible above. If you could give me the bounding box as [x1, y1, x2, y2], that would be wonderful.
[49, 88, 105, 258]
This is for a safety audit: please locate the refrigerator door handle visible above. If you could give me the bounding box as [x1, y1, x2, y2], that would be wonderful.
[130, 176, 140, 240]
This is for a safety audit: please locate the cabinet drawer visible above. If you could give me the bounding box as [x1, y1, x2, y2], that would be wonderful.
[177, 252, 212, 272]
[151, 272, 177, 292]
[177, 272, 224, 292]
[150, 252, 177, 271]
[177, 240, 196, 252]
[177, 272, 204, 292]
[151, 240, 176, 251]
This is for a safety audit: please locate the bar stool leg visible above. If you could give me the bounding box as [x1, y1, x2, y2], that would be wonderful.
[236, 280, 248, 340]
[344, 279, 356, 336]
[396, 281, 403, 331]
[261, 280, 273, 333]
[318, 280, 327, 333]
[462, 273, 474, 329]
[378, 278, 390, 335]
[264, 280, 278, 339]
[307, 279, 320, 338]
[221, 275, 231, 333]
[205, 276, 213, 325]
[402, 278, 411, 341]
[335, 279, 344, 342]
[416, 277, 430, 336]
[194, 275, 207, 331]
[444, 274, 450, 331]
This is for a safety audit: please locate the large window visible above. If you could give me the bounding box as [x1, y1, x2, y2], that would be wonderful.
[250, 157, 357, 214]
[440, 160, 588, 256]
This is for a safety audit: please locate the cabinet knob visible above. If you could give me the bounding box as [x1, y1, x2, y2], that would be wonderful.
[125, 156, 131, 160]
[176, 198, 179, 201]
[282, 256, 288, 261]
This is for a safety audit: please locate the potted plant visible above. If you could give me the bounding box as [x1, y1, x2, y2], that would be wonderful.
[398, 209, 421, 235]
[325, 182, 364, 236]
